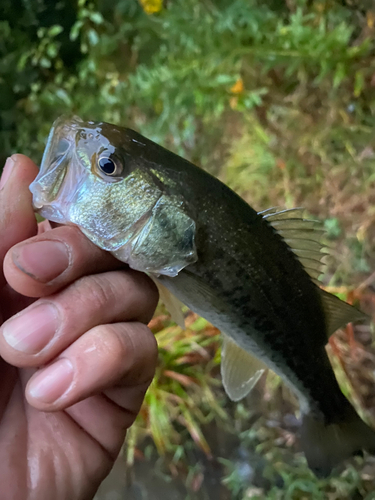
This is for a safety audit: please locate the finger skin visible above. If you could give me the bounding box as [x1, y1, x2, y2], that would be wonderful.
[4, 225, 126, 298]
[0, 269, 158, 367]
[26, 321, 158, 412]
[0, 155, 38, 288]
[65, 394, 137, 459]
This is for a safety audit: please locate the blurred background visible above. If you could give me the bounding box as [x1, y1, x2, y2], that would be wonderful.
[2, 0, 375, 498]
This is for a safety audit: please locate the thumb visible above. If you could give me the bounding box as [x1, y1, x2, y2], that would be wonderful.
[0, 155, 39, 287]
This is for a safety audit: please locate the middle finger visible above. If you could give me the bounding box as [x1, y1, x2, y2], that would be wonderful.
[0, 269, 158, 367]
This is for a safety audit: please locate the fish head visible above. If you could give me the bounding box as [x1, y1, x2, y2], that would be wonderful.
[30, 116, 197, 276]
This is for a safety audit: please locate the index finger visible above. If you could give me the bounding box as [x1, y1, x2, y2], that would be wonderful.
[0, 155, 38, 288]
[4, 225, 131, 298]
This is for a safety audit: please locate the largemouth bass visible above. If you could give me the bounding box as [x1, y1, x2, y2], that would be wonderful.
[30, 116, 375, 476]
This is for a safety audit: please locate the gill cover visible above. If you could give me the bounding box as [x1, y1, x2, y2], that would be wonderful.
[112, 195, 197, 277]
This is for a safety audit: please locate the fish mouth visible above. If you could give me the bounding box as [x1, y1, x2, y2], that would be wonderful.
[29, 116, 86, 223]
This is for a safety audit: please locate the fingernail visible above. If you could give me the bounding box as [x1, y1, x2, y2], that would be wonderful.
[0, 157, 15, 191]
[28, 358, 74, 404]
[13, 240, 71, 283]
[2, 303, 59, 354]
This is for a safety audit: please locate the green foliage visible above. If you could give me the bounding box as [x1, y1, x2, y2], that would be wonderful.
[219, 417, 374, 499]
[128, 310, 225, 459]
[324, 218, 342, 239]
[2, 0, 375, 171]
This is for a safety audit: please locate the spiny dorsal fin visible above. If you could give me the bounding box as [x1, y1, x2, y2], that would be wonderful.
[260, 208, 327, 281]
[149, 276, 186, 329]
[221, 333, 268, 401]
[263, 207, 305, 220]
[319, 289, 368, 336]
[257, 207, 279, 216]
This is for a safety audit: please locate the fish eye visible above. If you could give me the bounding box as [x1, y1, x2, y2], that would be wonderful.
[97, 155, 122, 177]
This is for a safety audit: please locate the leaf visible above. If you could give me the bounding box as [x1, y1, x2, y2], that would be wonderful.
[70, 20, 83, 41]
[46, 43, 58, 58]
[333, 62, 346, 89]
[88, 29, 99, 46]
[39, 57, 51, 68]
[354, 71, 365, 98]
[163, 370, 196, 387]
[89, 12, 104, 25]
[55, 89, 72, 106]
[179, 408, 212, 457]
[17, 51, 30, 70]
[48, 25, 63, 37]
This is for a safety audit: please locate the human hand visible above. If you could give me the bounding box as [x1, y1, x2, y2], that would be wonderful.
[0, 155, 159, 500]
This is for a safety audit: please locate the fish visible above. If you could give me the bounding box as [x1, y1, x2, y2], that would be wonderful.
[29, 115, 375, 476]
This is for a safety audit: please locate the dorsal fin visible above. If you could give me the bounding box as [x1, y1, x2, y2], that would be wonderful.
[257, 207, 279, 216]
[221, 333, 268, 401]
[263, 207, 305, 220]
[319, 289, 368, 336]
[260, 208, 327, 282]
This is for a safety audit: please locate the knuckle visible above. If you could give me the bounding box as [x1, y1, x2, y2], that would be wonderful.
[91, 276, 118, 311]
[90, 322, 158, 382]
[128, 323, 158, 378]
[71, 274, 118, 313]
[122, 271, 159, 322]
[91, 323, 133, 369]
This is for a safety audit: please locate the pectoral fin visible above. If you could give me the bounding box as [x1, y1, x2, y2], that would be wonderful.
[221, 334, 267, 401]
[149, 276, 186, 329]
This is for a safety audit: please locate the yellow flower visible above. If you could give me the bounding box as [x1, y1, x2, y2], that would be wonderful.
[367, 11, 375, 29]
[230, 77, 244, 94]
[139, 0, 163, 15]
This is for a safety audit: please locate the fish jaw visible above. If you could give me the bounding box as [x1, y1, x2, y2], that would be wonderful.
[30, 116, 87, 224]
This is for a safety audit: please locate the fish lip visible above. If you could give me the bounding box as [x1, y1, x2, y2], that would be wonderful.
[34, 204, 65, 223]
[29, 116, 87, 219]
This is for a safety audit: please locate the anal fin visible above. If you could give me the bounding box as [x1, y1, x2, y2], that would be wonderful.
[221, 333, 268, 401]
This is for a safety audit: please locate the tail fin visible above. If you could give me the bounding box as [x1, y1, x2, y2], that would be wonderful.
[301, 408, 375, 477]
